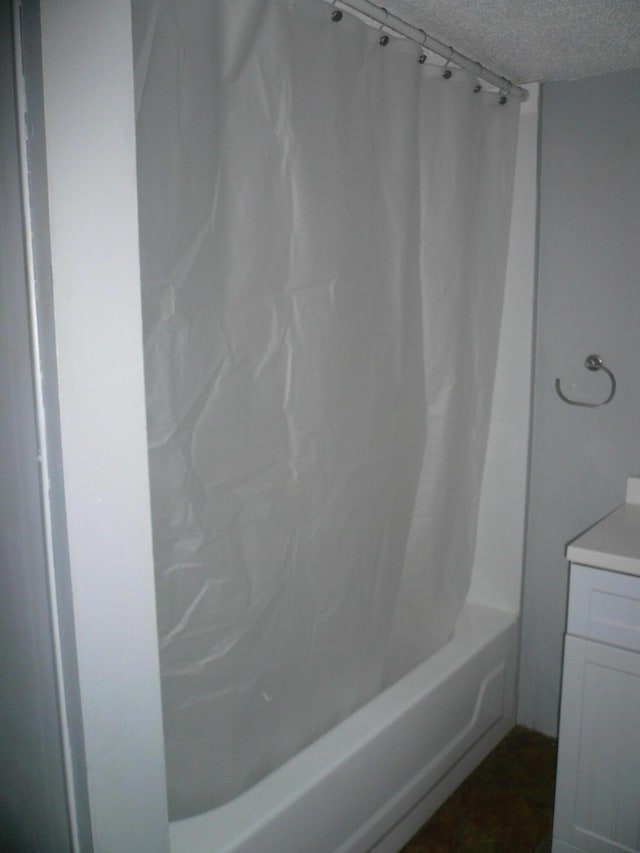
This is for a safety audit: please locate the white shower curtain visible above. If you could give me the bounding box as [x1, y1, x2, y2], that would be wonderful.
[133, 0, 519, 819]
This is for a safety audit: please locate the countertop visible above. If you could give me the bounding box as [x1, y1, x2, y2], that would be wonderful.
[567, 478, 640, 577]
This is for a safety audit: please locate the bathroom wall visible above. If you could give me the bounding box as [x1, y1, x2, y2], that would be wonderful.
[518, 69, 640, 736]
[0, 7, 70, 850]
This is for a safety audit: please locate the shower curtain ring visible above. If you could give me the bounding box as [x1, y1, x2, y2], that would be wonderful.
[378, 8, 390, 45]
[330, 0, 342, 22]
[418, 30, 428, 63]
[442, 49, 454, 79]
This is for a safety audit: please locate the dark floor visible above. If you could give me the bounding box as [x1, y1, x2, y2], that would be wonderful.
[401, 726, 558, 853]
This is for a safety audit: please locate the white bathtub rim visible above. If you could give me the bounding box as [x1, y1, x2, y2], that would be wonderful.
[170, 602, 517, 851]
[332, 660, 507, 853]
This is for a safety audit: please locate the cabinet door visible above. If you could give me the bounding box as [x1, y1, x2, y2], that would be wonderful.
[553, 636, 640, 852]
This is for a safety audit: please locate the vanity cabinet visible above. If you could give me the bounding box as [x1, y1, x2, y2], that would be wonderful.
[552, 488, 640, 853]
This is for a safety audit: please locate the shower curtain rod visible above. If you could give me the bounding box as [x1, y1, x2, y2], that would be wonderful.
[332, 0, 529, 101]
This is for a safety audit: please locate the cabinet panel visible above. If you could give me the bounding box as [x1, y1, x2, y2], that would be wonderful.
[568, 564, 640, 652]
[553, 636, 640, 852]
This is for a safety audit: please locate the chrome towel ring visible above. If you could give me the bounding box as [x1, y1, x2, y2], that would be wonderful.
[555, 354, 616, 408]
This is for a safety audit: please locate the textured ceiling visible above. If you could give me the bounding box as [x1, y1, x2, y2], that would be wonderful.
[380, 0, 640, 83]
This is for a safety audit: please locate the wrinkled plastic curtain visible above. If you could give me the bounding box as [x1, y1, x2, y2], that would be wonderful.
[133, 0, 519, 819]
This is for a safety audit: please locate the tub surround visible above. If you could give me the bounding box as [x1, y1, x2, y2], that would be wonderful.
[15, 1, 536, 847]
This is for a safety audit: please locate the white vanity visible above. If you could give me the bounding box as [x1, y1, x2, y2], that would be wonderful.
[552, 477, 640, 853]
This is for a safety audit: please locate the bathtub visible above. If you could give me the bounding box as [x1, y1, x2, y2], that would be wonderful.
[170, 602, 518, 853]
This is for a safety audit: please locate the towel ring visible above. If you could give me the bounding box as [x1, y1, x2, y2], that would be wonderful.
[555, 354, 616, 408]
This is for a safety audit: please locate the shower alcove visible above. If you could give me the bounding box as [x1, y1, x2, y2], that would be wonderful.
[30, 2, 537, 850]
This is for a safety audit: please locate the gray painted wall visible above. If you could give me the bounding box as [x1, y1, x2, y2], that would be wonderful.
[518, 69, 640, 736]
[0, 6, 71, 850]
